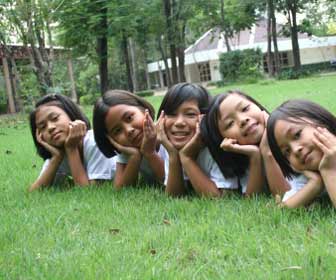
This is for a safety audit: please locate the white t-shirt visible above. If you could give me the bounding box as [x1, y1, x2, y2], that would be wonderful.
[116, 144, 166, 184]
[40, 130, 116, 185]
[163, 147, 241, 191]
[282, 174, 309, 202]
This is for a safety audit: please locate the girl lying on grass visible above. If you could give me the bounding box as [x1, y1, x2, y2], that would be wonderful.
[29, 94, 116, 191]
[201, 90, 308, 198]
[157, 83, 241, 197]
[267, 99, 335, 208]
[93, 90, 165, 189]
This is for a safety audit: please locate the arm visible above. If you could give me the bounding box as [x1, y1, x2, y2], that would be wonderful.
[313, 127, 336, 207]
[64, 120, 90, 186]
[29, 155, 63, 192]
[140, 110, 165, 182]
[281, 171, 323, 208]
[157, 111, 186, 196]
[180, 122, 222, 198]
[29, 131, 64, 192]
[260, 132, 290, 196]
[220, 138, 265, 196]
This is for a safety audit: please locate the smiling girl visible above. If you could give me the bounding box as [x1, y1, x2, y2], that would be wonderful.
[157, 83, 240, 197]
[267, 99, 335, 207]
[201, 90, 309, 197]
[29, 94, 116, 191]
[93, 90, 165, 189]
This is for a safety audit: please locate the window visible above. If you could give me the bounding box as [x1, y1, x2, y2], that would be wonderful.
[263, 52, 290, 72]
[198, 62, 211, 82]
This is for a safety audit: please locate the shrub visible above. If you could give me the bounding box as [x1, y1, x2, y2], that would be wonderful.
[219, 48, 263, 82]
[79, 94, 99, 105]
[135, 90, 154, 97]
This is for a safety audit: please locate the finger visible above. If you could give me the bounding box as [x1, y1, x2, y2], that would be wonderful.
[317, 127, 335, 141]
[314, 130, 331, 149]
[312, 137, 329, 154]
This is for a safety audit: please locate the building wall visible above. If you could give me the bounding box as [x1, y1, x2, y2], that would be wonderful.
[301, 46, 336, 64]
[209, 60, 221, 81]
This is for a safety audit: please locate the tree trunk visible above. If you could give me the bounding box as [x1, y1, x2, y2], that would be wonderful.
[163, 0, 178, 84]
[67, 59, 78, 103]
[288, 3, 301, 71]
[143, 48, 151, 90]
[129, 37, 138, 92]
[220, 0, 231, 52]
[266, 3, 274, 76]
[270, 0, 280, 74]
[96, 4, 108, 95]
[158, 35, 172, 87]
[2, 56, 16, 113]
[177, 23, 186, 82]
[122, 33, 133, 92]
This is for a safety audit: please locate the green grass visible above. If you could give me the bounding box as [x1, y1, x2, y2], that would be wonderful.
[1, 74, 336, 279]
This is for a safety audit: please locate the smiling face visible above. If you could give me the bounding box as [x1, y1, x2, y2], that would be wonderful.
[217, 94, 265, 145]
[35, 105, 71, 147]
[164, 99, 200, 150]
[274, 118, 323, 172]
[105, 104, 145, 148]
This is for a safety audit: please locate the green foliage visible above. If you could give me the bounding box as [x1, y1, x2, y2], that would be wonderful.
[135, 90, 154, 97]
[79, 94, 99, 105]
[219, 48, 263, 82]
[278, 62, 335, 80]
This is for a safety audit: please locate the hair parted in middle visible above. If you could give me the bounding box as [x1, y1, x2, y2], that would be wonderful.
[93, 89, 155, 158]
[267, 99, 336, 179]
[200, 90, 268, 178]
[156, 82, 211, 119]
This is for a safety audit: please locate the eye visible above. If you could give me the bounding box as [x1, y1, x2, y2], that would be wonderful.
[185, 111, 198, 118]
[225, 120, 234, 130]
[242, 105, 250, 112]
[112, 127, 122, 136]
[126, 113, 134, 122]
[283, 147, 291, 159]
[294, 129, 301, 140]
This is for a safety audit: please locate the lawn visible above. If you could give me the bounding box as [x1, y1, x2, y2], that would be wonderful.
[1, 74, 336, 279]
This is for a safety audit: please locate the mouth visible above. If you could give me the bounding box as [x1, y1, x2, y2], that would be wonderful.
[132, 132, 143, 145]
[170, 131, 191, 140]
[243, 123, 259, 136]
[51, 131, 63, 141]
[302, 151, 312, 165]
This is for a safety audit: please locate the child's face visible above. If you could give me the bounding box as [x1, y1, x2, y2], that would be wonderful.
[274, 118, 323, 172]
[217, 94, 265, 145]
[164, 99, 200, 150]
[35, 105, 71, 147]
[105, 104, 145, 148]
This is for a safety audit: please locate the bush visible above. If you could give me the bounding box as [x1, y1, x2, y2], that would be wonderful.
[79, 94, 99, 105]
[219, 48, 263, 82]
[277, 68, 310, 80]
[135, 90, 154, 97]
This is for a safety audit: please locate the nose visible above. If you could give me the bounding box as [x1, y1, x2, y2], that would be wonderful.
[125, 123, 135, 136]
[174, 114, 186, 126]
[238, 114, 249, 128]
[47, 121, 56, 131]
[292, 142, 303, 158]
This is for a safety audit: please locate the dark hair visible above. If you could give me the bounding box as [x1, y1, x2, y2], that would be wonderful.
[156, 83, 211, 119]
[93, 89, 155, 157]
[267, 99, 336, 178]
[200, 90, 268, 178]
[30, 94, 91, 160]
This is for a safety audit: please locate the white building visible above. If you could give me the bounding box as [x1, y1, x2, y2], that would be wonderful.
[147, 18, 336, 87]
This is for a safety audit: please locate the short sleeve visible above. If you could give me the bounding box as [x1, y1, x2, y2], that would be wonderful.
[282, 174, 308, 202]
[83, 130, 116, 180]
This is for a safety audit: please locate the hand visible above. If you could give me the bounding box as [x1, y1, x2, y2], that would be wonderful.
[140, 110, 157, 157]
[157, 111, 177, 155]
[180, 116, 204, 159]
[106, 135, 140, 157]
[259, 111, 270, 151]
[313, 127, 336, 171]
[64, 120, 87, 150]
[220, 138, 259, 157]
[36, 130, 64, 159]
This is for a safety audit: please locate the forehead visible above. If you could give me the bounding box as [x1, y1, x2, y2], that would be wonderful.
[105, 104, 142, 127]
[274, 119, 301, 147]
[219, 94, 247, 115]
[35, 105, 65, 121]
[177, 99, 200, 111]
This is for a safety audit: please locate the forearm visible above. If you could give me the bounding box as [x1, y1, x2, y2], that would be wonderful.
[113, 154, 142, 189]
[261, 149, 290, 196]
[245, 153, 265, 196]
[66, 148, 90, 186]
[321, 169, 336, 207]
[165, 153, 186, 197]
[180, 155, 221, 198]
[29, 156, 63, 192]
[144, 152, 165, 183]
[282, 179, 324, 208]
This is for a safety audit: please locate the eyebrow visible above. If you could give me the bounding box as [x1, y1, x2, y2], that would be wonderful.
[220, 100, 244, 120]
